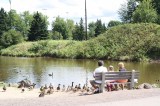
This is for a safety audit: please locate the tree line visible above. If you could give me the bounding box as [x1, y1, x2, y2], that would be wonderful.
[0, 0, 160, 50]
[0, 8, 106, 49]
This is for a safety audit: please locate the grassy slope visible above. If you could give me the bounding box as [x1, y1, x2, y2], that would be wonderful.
[1, 23, 160, 61]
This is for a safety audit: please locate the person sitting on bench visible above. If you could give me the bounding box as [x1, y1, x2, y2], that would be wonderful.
[90, 60, 108, 93]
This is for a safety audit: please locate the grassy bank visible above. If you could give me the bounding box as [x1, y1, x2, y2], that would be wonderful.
[1, 23, 160, 61]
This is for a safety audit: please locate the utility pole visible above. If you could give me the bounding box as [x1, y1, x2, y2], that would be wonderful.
[85, 0, 87, 40]
[9, 0, 11, 29]
[85, 0, 88, 87]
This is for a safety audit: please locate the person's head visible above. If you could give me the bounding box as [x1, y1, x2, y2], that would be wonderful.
[118, 62, 124, 69]
[108, 65, 114, 71]
[98, 60, 104, 66]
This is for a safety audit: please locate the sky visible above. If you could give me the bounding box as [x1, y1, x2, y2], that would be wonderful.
[0, 0, 127, 29]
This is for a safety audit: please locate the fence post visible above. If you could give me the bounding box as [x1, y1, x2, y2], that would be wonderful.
[100, 72, 105, 93]
[130, 70, 135, 89]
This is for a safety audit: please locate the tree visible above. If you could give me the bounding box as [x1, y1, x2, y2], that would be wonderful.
[0, 29, 24, 48]
[107, 20, 122, 28]
[152, 0, 160, 24]
[73, 18, 85, 41]
[118, 0, 138, 23]
[88, 22, 96, 38]
[132, 0, 158, 23]
[52, 16, 68, 40]
[28, 11, 49, 41]
[20, 11, 33, 40]
[66, 19, 74, 39]
[0, 8, 10, 36]
[95, 19, 106, 37]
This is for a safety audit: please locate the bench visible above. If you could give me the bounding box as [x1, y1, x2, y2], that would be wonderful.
[94, 70, 140, 93]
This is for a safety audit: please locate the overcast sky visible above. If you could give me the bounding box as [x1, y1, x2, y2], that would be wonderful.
[0, 0, 126, 29]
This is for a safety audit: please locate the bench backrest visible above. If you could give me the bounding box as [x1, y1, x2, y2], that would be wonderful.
[95, 71, 140, 81]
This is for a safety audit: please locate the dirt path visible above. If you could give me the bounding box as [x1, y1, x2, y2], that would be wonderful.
[0, 87, 160, 106]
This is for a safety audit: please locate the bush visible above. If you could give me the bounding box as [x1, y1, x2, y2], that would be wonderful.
[0, 29, 24, 48]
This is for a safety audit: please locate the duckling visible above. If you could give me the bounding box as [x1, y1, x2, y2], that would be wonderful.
[57, 84, 61, 91]
[62, 85, 65, 92]
[3, 85, 6, 92]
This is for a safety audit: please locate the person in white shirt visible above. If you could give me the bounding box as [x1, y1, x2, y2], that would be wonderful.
[90, 60, 108, 91]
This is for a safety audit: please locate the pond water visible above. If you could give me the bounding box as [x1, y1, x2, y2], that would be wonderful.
[0, 56, 160, 88]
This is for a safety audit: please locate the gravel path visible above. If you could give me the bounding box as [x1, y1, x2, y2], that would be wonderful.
[0, 88, 160, 106]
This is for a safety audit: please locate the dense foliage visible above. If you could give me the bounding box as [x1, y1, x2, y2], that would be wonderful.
[1, 23, 160, 61]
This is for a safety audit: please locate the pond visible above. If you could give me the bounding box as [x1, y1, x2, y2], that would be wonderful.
[0, 56, 160, 88]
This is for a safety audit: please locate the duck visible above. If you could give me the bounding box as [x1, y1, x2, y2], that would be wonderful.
[21, 87, 25, 93]
[40, 86, 44, 92]
[47, 88, 53, 95]
[44, 84, 48, 89]
[28, 83, 36, 90]
[66, 85, 71, 92]
[48, 72, 53, 76]
[49, 83, 53, 90]
[83, 84, 86, 90]
[62, 85, 65, 92]
[71, 82, 74, 90]
[57, 84, 61, 91]
[156, 79, 160, 83]
[39, 89, 45, 97]
[3, 85, 6, 92]
[78, 84, 81, 90]
[73, 85, 78, 92]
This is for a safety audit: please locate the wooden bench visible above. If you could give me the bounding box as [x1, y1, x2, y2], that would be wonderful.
[94, 70, 140, 93]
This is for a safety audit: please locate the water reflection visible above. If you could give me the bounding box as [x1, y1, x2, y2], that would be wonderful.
[0, 56, 160, 88]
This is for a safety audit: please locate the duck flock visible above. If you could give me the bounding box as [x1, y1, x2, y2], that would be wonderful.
[1, 81, 93, 97]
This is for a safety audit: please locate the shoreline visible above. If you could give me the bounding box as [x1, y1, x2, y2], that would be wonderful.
[0, 87, 160, 106]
